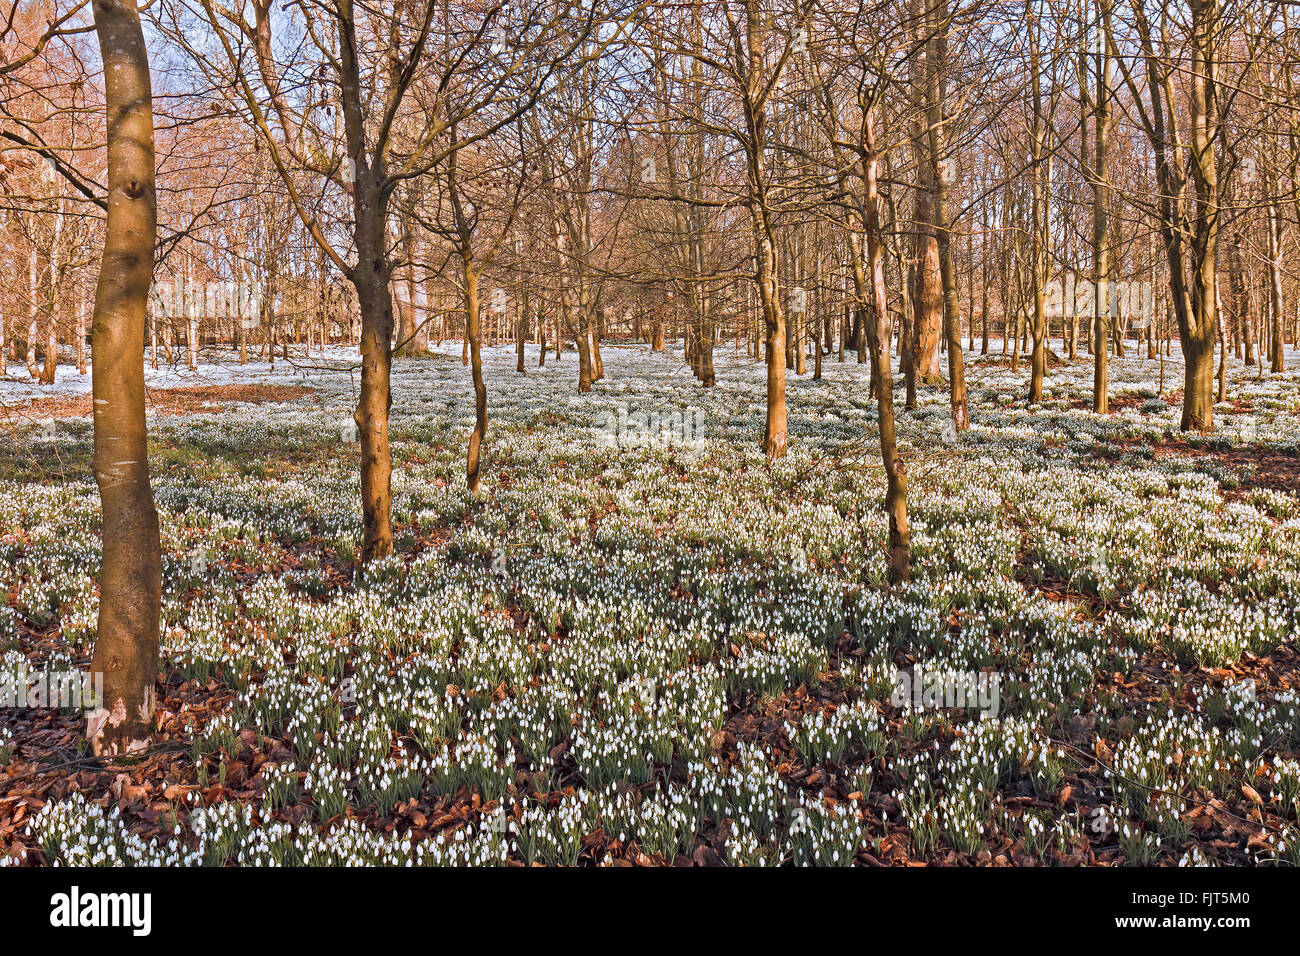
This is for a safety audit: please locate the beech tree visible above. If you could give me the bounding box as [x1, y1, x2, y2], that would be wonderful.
[809, 0, 912, 580]
[178, 0, 599, 553]
[1116, 0, 1226, 431]
[85, 0, 162, 757]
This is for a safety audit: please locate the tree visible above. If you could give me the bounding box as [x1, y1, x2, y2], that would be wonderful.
[1024, 0, 1056, 405]
[85, 0, 162, 757]
[184, 0, 592, 553]
[1085, 0, 1114, 413]
[434, 119, 531, 493]
[810, 0, 912, 579]
[1117, 0, 1225, 432]
[916, 0, 968, 428]
[733, 0, 804, 457]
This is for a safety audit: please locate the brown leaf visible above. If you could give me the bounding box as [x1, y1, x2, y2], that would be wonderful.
[691, 844, 723, 866]
[1186, 805, 1214, 832]
[163, 783, 195, 802]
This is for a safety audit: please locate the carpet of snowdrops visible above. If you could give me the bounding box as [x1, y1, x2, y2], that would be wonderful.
[1, 338, 1299, 866]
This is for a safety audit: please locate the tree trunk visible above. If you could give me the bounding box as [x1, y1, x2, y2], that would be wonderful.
[591, 318, 604, 380]
[86, 0, 162, 758]
[40, 318, 57, 385]
[350, 166, 396, 560]
[465, 265, 487, 493]
[515, 301, 527, 374]
[1027, 20, 1050, 405]
[909, 201, 943, 385]
[861, 110, 910, 581]
[1267, 196, 1286, 372]
[76, 299, 86, 374]
[393, 204, 428, 357]
[755, 226, 787, 457]
[924, 0, 968, 429]
[353, 262, 396, 559]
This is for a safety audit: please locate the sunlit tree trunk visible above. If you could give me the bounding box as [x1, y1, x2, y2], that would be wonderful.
[1266, 182, 1286, 373]
[1089, 0, 1113, 413]
[1125, 0, 1221, 431]
[339, 8, 396, 558]
[39, 201, 65, 385]
[908, 0, 943, 387]
[925, 0, 968, 430]
[393, 196, 428, 357]
[26, 249, 39, 378]
[76, 299, 86, 374]
[862, 110, 910, 581]
[86, 0, 162, 758]
[464, 263, 486, 493]
[345, 153, 396, 557]
[740, 0, 786, 457]
[516, 291, 527, 374]
[1027, 8, 1051, 404]
[1230, 232, 1254, 365]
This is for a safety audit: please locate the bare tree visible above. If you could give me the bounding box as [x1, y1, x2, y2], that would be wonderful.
[1116, 0, 1226, 431]
[85, 0, 162, 757]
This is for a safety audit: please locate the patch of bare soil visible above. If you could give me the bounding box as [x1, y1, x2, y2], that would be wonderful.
[1095, 435, 1300, 496]
[969, 347, 1070, 369]
[1, 384, 316, 422]
[1070, 391, 1149, 412]
[1150, 439, 1300, 495]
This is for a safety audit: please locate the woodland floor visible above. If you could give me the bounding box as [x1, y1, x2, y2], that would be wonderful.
[0, 340, 1298, 866]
